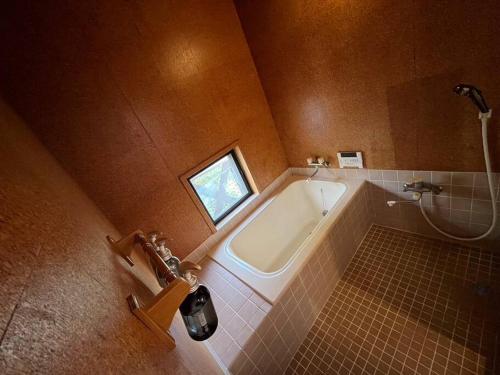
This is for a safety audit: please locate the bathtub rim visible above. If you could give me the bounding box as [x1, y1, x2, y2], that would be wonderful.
[208, 175, 366, 303]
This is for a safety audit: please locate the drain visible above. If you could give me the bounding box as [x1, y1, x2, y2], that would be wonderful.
[472, 283, 491, 297]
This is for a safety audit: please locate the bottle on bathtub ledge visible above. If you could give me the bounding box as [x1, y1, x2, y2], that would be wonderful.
[179, 261, 218, 341]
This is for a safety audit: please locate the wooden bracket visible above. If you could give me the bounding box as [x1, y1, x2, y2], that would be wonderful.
[127, 278, 190, 349]
[106, 230, 144, 266]
[106, 230, 191, 350]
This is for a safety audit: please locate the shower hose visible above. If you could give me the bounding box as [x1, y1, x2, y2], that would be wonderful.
[419, 110, 497, 241]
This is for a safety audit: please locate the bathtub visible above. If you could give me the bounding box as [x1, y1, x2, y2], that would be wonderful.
[209, 176, 364, 302]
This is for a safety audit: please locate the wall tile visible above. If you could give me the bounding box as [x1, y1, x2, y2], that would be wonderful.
[437, 184, 450, 196]
[447, 221, 470, 236]
[420, 194, 432, 207]
[382, 170, 398, 181]
[413, 171, 431, 181]
[469, 224, 490, 236]
[450, 210, 470, 223]
[474, 187, 497, 201]
[369, 170, 383, 180]
[200, 177, 371, 373]
[430, 207, 450, 221]
[383, 181, 399, 193]
[472, 200, 494, 214]
[221, 338, 240, 368]
[363, 167, 498, 248]
[344, 169, 359, 179]
[248, 308, 266, 330]
[451, 197, 472, 211]
[470, 212, 493, 226]
[397, 170, 414, 183]
[234, 324, 253, 347]
[431, 171, 451, 185]
[452, 172, 474, 186]
[357, 169, 369, 179]
[474, 172, 496, 187]
[431, 195, 450, 208]
[211, 328, 233, 358]
[452, 185, 473, 199]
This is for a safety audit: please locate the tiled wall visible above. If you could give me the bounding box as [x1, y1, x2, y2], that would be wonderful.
[292, 168, 500, 250]
[366, 169, 500, 246]
[190, 167, 498, 373]
[198, 183, 372, 374]
[191, 167, 497, 373]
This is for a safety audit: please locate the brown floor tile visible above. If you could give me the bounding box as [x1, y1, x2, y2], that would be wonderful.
[287, 225, 500, 374]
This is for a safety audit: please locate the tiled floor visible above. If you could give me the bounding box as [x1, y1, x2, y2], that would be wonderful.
[286, 225, 500, 374]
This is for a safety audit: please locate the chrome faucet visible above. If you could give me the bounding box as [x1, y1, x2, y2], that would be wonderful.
[387, 180, 442, 207]
[403, 180, 442, 195]
[307, 166, 320, 182]
[306, 156, 330, 182]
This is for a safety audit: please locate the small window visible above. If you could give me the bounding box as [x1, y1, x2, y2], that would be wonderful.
[188, 150, 252, 224]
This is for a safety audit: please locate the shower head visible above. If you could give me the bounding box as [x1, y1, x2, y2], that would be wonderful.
[453, 84, 490, 113]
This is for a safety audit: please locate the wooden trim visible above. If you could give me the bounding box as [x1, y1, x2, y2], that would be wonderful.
[127, 277, 191, 350]
[233, 146, 258, 194]
[179, 141, 257, 233]
[108, 231, 193, 350]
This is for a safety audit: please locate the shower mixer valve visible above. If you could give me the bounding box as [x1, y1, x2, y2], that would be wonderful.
[386, 179, 442, 207]
[402, 180, 442, 195]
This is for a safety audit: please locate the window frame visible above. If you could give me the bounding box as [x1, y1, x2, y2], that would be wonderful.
[180, 142, 257, 233]
[187, 150, 253, 225]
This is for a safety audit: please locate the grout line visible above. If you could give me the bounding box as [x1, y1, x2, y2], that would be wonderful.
[287, 225, 499, 374]
[371, 236, 411, 373]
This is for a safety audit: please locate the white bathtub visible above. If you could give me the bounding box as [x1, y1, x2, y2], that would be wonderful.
[209, 176, 363, 302]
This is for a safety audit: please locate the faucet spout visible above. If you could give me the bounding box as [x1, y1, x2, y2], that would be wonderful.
[305, 156, 329, 182]
[307, 166, 319, 182]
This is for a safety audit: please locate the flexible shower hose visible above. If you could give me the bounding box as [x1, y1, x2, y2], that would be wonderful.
[419, 111, 497, 241]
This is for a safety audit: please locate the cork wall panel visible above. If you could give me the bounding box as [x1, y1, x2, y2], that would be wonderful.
[0, 0, 288, 259]
[0, 99, 221, 374]
[235, 0, 500, 172]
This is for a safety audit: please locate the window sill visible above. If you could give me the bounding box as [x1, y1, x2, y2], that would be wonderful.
[215, 193, 258, 231]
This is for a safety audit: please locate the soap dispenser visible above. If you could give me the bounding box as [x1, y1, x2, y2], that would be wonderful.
[178, 261, 218, 341]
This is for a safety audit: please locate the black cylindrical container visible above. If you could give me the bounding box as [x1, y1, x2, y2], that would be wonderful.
[179, 284, 218, 341]
[140, 236, 218, 341]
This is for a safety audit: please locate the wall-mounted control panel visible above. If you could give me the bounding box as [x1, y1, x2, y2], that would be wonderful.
[337, 151, 364, 169]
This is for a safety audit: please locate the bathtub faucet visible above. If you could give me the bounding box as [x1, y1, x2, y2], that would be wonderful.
[307, 166, 320, 182]
[306, 156, 330, 182]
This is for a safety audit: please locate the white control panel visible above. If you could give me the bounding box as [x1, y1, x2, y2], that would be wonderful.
[337, 151, 364, 169]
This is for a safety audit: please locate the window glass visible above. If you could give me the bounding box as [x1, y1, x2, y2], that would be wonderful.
[189, 151, 252, 224]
